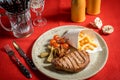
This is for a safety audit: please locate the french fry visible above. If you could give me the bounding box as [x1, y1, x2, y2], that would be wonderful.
[79, 32, 85, 37]
[78, 32, 97, 51]
[90, 42, 97, 47]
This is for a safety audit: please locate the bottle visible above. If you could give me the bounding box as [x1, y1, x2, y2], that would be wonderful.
[71, 0, 86, 22]
[87, 0, 101, 15]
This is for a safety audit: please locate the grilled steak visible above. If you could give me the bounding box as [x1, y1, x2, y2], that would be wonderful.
[52, 50, 90, 72]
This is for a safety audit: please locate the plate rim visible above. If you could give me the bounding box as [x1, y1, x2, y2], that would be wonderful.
[32, 25, 109, 80]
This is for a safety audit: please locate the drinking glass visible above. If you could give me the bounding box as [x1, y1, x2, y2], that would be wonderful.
[0, 0, 34, 38]
[31, 0, 47, 27]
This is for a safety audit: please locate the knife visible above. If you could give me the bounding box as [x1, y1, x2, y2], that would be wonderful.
[4, 44, 32, 78]
[12, 41, 37, 70]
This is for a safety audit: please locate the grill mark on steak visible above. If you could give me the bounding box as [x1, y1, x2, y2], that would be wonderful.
[62, 57, 69, 69]
[74, 51, 84, 63]
[62, 57, 70, 69]
[71, 52, 81, 67]
[57, 59, 62, 69]
[77, 51, 90, 69]
[59, 58, 67, 69]
[75, 51, 86, 63]
[70, 52, 80, 70]
[82, 50, 89, 58]
[73, 51, 82, 64]
[68, 53, 79, 71]
[67, 54, 76, 70]
[79, 51, 88, 61]
[63, 56, 73, 69]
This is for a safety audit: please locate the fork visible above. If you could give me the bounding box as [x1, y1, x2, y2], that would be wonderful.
[4, 44, 32, 78]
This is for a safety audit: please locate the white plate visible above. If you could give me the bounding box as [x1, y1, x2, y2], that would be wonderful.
[32, 25, 108, 80]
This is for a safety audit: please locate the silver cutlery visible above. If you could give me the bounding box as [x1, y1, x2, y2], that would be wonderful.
[12, 41, 37, 70]
[4, 44, 32, 78]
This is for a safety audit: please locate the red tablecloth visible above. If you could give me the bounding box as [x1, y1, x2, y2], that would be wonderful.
[0, 0, 120, 80]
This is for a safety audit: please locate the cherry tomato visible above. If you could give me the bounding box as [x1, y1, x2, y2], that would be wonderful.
[50, 39, 56, 45]
[53, 35, 60, 41]
[53, 42, 60, 48]
[61, 43, 69, 49]
[59, 38, 66, 44]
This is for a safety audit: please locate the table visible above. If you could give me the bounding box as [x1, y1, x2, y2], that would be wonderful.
[0, 0, 120, 80]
